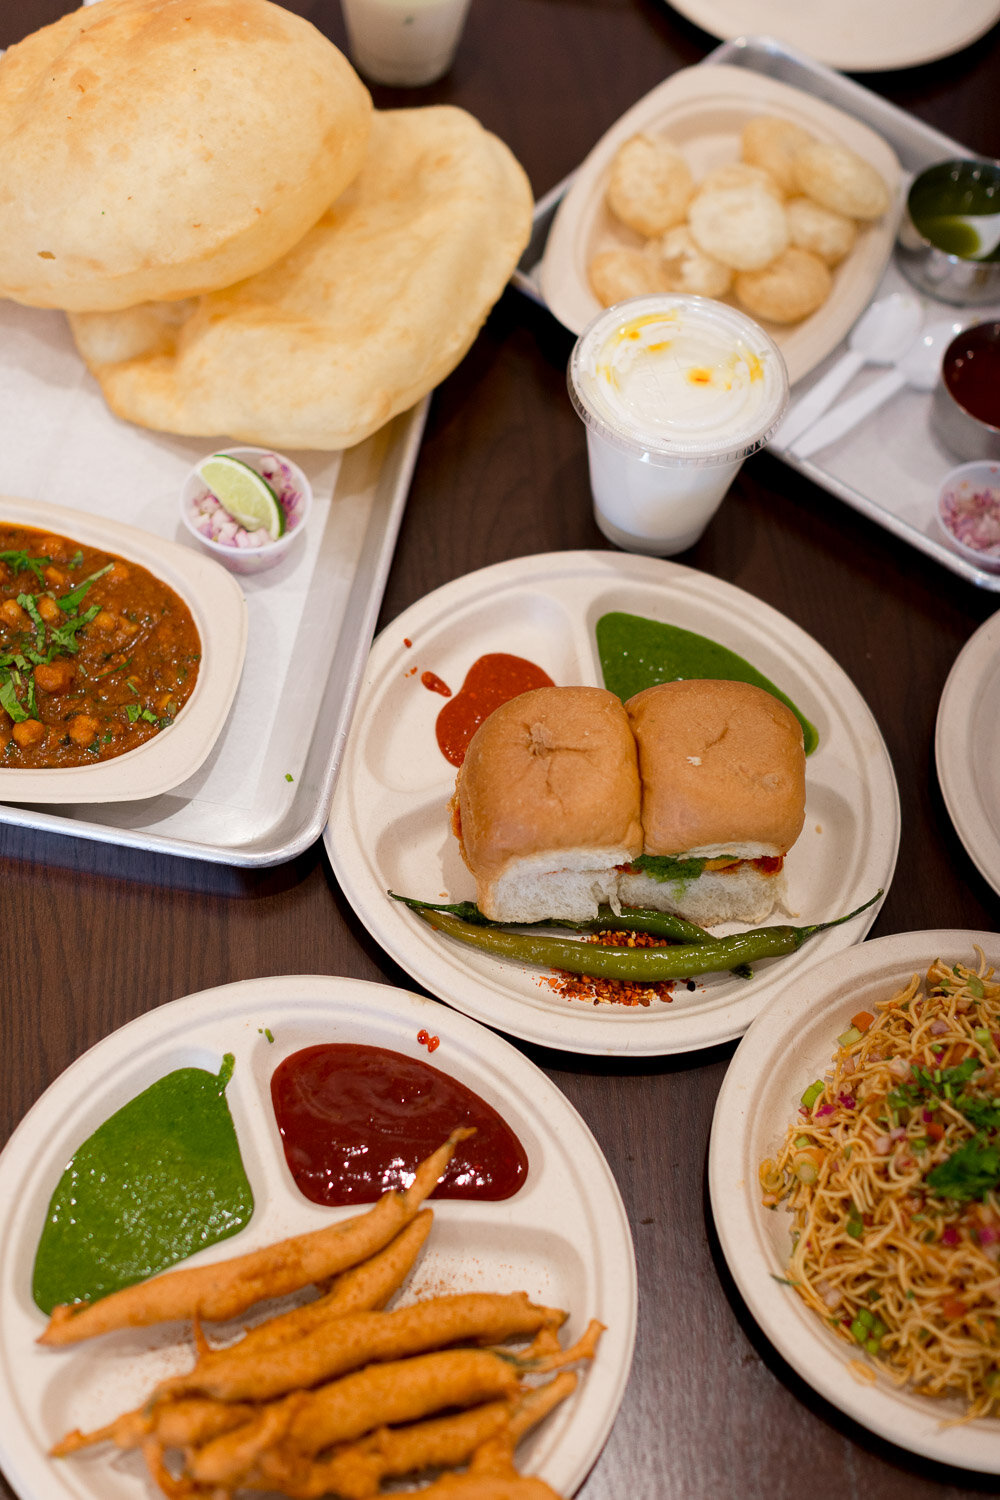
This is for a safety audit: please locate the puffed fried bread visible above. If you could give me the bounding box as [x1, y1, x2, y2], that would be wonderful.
[0, 0, 372, 311]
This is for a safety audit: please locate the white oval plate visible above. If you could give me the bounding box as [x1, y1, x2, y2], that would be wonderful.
[325, 550, 900, 1056]
[0, 974, 636, 1500]
[539, 65, 902, 385]
[662, 5, 1000, 73]
[936, 610, 1000, 899]
[709, 930, 1000, 1471]
[0, 497, 247, 803]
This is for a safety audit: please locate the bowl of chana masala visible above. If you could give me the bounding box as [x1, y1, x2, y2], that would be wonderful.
[0, 499, 247, 803]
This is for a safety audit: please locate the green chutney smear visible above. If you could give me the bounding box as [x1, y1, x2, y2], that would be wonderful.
[32, 1054, 253, 1315]
[596, 611, 819, 756]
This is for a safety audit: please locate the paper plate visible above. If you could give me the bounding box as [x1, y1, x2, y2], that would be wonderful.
[661, 3, 1000, 72]
[539, 65, 902, 385]
[936, 609, 1000, 898]
[0, 497, 247, 804]
[326, 550, 900, 1056]
[0, 975, 636, 1500]
[710, 930, 1000, 1470]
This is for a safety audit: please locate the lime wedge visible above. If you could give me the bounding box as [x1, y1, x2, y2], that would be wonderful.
[197, 454, 285, 539]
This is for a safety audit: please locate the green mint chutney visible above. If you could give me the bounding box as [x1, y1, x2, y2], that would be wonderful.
[596, 611, 818, 756]
[32, 1054, 253, 1315]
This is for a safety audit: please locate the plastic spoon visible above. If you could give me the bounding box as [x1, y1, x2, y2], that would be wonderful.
[788, 317, 966, 460]
[774, 292, 923, 449]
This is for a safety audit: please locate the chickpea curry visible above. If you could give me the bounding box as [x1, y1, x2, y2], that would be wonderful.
[0, 524, 201, 769]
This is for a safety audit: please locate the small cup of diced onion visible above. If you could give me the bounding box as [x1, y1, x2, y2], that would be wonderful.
[180, 446, 313, 576]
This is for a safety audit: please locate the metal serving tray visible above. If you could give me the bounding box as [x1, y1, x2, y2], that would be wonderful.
[0, 290, 428, 865]
[514, 35, 1000, 593]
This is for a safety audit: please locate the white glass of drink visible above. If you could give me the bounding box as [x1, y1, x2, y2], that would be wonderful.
[340, 0, 472, 87]
[567, 294, 789, 555]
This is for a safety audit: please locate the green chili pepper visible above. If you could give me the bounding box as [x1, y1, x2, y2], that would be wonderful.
[389, 893, 715, 944]
[398, 893, 882, 982]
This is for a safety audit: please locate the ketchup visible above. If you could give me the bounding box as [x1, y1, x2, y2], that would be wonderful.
[270, 1043, 528, 1205]
[435, 653, 554, 766]
[944, 323, 1000, 428]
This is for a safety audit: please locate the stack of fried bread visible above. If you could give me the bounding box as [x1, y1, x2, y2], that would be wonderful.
[0, 0, 534, 449]
[451, 680, 807, 927]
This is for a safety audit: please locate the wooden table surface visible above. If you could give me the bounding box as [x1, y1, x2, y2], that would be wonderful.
[3, 3, 1000, 1498]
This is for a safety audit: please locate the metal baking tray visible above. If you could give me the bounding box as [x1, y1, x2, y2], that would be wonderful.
[514, 35, 1000, 593]
[0, 346, 428, 866]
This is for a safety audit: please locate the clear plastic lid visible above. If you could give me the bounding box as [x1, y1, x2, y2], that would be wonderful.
[568, 294, 790, 464]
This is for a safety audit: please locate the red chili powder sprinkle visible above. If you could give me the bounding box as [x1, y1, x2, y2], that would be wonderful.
[405, 665, 418, 677]
[403, 638, 412, 648]
[538, 930, 676, 1008]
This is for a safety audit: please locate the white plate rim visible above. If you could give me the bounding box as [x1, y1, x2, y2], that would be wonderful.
[0, 497, 248, 803]
[663, 5, 1000, 72]
[326, 548, 901, 1057]
[935, 609, 1000, 899]
[0, 973, 637, 1500]
[708, 928, 1000, 1471]
[538, 64, 902, 383]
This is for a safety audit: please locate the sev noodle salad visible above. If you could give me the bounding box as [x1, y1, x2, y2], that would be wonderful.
[759, 953, 1000, 1420]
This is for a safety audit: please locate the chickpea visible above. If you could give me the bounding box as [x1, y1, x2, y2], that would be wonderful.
[68, 715, 101, 747]
[1, 598, 28, 628]
[12, 719, 45, 748]
[117, 619, 139, 639]
[37, 595, 61, 623]
[44, 566, 66, 588]
[92, 609, 117, 633]
[105, 562, 130, 584]
[34, 660, 75, 694]
[38, 536, 70, 562]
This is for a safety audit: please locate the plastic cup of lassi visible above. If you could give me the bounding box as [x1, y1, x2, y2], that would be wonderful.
[339, 0, 472, 86]
[567, 294, 789, 556]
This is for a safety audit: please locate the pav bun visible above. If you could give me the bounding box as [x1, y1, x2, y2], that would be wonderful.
[453, 686, 643, 923]
[0, 0, 372, 311]
[618, 679, 806, 926]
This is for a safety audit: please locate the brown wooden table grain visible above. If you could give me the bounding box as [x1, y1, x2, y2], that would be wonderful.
[2, 3, 1000, 1498]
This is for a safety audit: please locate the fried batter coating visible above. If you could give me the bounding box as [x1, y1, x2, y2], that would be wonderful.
[792, 141, 890, 220]
[734, 247, 833, 324]
[588, 246, 664, 307]
[39, 1131, 469, 1346]
[606, 132, 694, 236]
[687, 183, 789, 271]
[650, 225, 732, 298]
[740, 114, 815, 196]
[785, 195, 858, 266]
[157, 1291, 565, 1404]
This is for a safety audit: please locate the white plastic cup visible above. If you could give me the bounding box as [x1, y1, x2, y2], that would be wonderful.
[567, 295, 789, 555]
[340, 0, 472, 86]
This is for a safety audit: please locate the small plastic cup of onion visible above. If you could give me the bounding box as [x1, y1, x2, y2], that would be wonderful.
[180, 446, 312, 576]
[936, 459, 1000, 572]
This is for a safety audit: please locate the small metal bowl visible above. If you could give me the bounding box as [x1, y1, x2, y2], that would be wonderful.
[931, 322, 1000, 461]
[897, 158, 1000, 306]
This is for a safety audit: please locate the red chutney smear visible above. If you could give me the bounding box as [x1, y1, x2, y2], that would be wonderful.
[271, 1043, 528, 1205]
[435, 653, 555, 767]
[421, 670, 452, 698]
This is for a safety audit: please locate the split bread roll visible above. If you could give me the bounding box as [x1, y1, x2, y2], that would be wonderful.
[452, 686, 643, 924]
[0, 0, 372, 312]
[453, 680, 806, 927]
[618, 678, 806, 926]
[68, 106, 534, 450]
